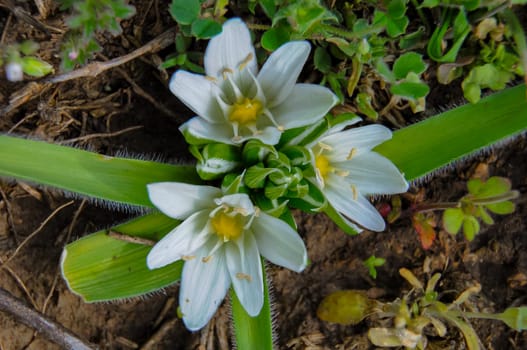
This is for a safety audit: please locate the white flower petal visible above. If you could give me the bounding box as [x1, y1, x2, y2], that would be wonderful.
[169, 71, 223, 123]
[204, 18, 257, 78]
[338, 152, 409, 195]
[252, 212, 308, 272]
[147, 183, 221, 219]
[180, 244, 230, 331]
[179, 117, 235, 145]
[215, 193, 254, 215]
[257, 41, 310, 107]
[272, 84, 338, 129]
[226, 233, 264, 316]
[146, 210, 211, 269]
[325, 174, 386, 231]
[322, 125, 392, 160]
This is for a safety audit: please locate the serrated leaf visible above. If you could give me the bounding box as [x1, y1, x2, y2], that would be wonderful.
[62, 212, 182, 301]
[393, 52, 427, 79]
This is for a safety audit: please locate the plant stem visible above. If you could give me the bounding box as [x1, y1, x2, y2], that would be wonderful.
[413, 202, 461, 213]
[315, 23, 384, 41]
[470, 190, 520, 205]
[409, 0, 430, 34]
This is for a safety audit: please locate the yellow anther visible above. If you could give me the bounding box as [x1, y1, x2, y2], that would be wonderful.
[205, 76, 218, 82]
[351, 185, 358, 201]
[236, 273, 252, 282]
[221, 68, 234, 80]
[182, 255, 196, 261]
[202, 256, 213, 263]
[277, 125, 285, 132]
[346, 148, 357, 160]
[238, 53, 254, 71]
[336, 170, 350, 177]
[318, 142, 333, 151]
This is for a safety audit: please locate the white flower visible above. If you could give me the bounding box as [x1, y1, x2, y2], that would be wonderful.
[6, 62, 23, 82]
[171, 18, 338, 146]
[146, 182, 308, 331]
[309, 119, 408, 232]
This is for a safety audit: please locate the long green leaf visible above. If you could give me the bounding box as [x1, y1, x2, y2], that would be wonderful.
[231, 264, 273, 350]
[0, 136, 200, 207]
[376, 84, 527, 181]
[61, 212, 181, 301]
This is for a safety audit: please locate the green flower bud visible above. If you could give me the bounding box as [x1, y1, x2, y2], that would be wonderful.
[242, 139, 277, 164]
[191, 143, 241, 180]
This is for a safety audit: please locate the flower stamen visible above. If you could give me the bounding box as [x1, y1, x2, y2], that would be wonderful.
[238, 53, 254, 71]
[236, 273, 252, 282]
[346, 148, 357, 160]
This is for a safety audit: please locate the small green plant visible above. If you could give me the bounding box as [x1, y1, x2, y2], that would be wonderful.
[364, 255, 386, 279]
[442, 176, 518, 240]
[1, 41, 53, 81]
[318, 267, 527, 349]
[58, 0, 136, 70]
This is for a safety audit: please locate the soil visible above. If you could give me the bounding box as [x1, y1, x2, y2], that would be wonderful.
[0, 1, 526, 349]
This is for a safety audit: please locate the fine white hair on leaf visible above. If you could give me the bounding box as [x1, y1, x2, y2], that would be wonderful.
[265, 261, 280, 349]
[408, 130, 526, 188]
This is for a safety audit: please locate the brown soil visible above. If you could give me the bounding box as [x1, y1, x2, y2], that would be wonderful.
[0, 1, 526, 349]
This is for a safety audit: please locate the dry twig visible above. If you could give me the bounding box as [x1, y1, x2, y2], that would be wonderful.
[0, 287, 96, 350]
[1, 27, 177, 117]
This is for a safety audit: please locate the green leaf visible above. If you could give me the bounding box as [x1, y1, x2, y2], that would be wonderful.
[443, 208, 464, 234]
[486, 201, 515, 215]
[20, 56, 54, 77]
[390, 81, 430, 99]
[375, 85, 527, 181]
[427, 9, 471, 62]
[498, 307, 527, 331]
[0, 136, 200, 207]
[462, 216, 480, 241]
[261, 26, 290, 51]
[169, 0, 200, 25]
[317, 290, 372, 325]
[191, 18, 222, 39]
[323, 203, 359, 235]
[62, 212, 182, 301]
[393, 52, 427, 79]
[231, 264, 273, 350]
[473, 177, 511, 198]
[314, 46, 332, 74]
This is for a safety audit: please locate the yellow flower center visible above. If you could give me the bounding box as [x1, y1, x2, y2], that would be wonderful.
[229, 98, 263, 126]
[315, 154, 332, 180]
[210, 210, 244, 241]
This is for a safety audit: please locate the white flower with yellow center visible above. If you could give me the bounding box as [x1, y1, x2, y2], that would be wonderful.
[171, 18, 338, 145]
[146, 182, 308, 331]
[309, 119, 409, 232]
